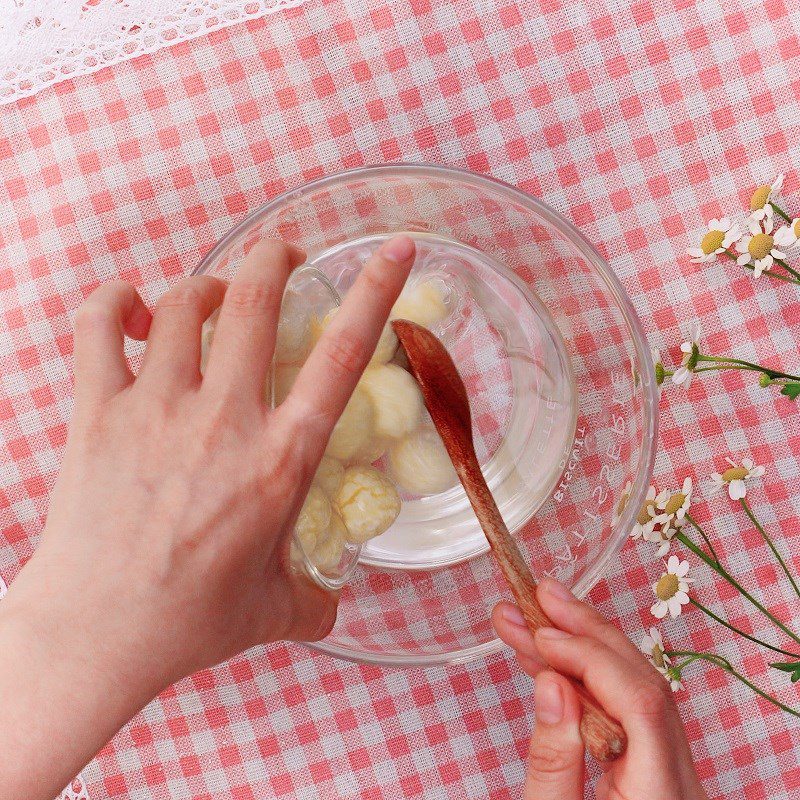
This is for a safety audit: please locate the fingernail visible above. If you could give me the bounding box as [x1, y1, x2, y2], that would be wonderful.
[380, 234, 415, 264]
[542, 579, 574, 602]
[500, 604, 527, 627]
[535, 675, 564, 725]
[537, 627, 572, 641]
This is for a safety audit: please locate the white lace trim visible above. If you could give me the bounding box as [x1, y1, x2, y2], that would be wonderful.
[0, 0, 305, 105]
[0, 571, 89, 799]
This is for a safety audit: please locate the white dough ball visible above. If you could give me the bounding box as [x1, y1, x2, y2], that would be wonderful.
[313, 456, 344, 496]
[390, 279, 448, 328]
[294, 484, 331, 554]
[325, 385, 375, 461]
[389, 428, 458, 495]
[359, 364, 423, 440]
[313, 307, 397, 365]
[355, 437, 388, 465]
[272, 364, 301, 405]
[335, 465, 402, 543]
[275, 290, 312, 364]
[311, 512, 347, 571]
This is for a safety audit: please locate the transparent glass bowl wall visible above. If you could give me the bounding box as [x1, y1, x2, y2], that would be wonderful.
[194, 164, 658, 666]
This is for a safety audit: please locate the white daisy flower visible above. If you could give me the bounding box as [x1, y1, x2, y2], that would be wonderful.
[710, 457, 765, 501]
[644, 518, 677, 558]
[748, 173, 785, 226]
[672, 325, 701, 388]
[657, 665, 684, 692]
[650, 347, 666, 388]
[614, 479, 633, 524]
[640, 627, 671, 667]
[774, 222, 799, 252]
[657, 477, 692, 523]
[630, 485, 658, 540]
[688, 218, 741, 263]
[651, 556, 693, 619]
[736, 229, 786, 278]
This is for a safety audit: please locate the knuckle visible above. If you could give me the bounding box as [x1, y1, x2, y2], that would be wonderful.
[629, 678, 672, 722]
[319, 332, 368, 377]
[156, 280, 209, 311]
[527, 742, 575, 780]
[225, 281, 283, 318]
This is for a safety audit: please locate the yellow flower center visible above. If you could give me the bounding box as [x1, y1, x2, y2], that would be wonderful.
[794, 219, 800, 238]
[663, 492, 686, 515]
[700, 229, 725, 254]
[748, 233, 773, 261]
[637, 501, 655, 526]
[722, 466, 749, 482]
[750, 185, 771, 211]
[652, 645, 665, 669]
[656, 573, 680, 601]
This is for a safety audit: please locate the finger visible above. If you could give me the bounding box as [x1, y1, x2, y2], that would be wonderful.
[533, 628, 679, 749]
[492, 602, 545, 669]
[536, 579, 645, 663]
[525, 671, 584, 800]
[73, 281, 152, 405]
[139, 276, 227, 389]
[204, 240, 305, 399]
[282, 235, 415, 451]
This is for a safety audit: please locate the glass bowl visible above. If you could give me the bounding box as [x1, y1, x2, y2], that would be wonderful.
[194, 164, 658, 666]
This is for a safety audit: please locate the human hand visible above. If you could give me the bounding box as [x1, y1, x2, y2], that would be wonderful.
[0, 235, 415, 800]
[492, 579, 708, 800]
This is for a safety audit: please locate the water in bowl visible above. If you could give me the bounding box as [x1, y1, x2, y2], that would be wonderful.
[308, 232, 577, 570]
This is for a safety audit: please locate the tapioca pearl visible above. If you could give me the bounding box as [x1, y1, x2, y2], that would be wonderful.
[311, 511, 347, 572]
[325, 385, 375, 461]
[359, 364, 423, 440]
[313, 456, 345, 496]
[335, 465, 402, 544]
[389, 428, 458, 496]
[294, 484, 331, 554]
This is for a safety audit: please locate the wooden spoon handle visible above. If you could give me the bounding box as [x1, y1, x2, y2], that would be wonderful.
[456, 455, 627, 762]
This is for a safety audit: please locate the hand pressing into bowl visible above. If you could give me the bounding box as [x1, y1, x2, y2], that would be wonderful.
[0, 235, 416, 800]
[492, 580, 709, 800]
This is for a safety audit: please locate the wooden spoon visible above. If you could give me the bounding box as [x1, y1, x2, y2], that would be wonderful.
[392, 319, 627, 763]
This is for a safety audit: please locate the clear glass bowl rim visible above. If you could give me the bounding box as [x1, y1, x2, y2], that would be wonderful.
[193, 162, 659, 667]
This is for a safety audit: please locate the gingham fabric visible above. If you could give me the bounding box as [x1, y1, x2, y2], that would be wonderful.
[2, 0, 800, 797]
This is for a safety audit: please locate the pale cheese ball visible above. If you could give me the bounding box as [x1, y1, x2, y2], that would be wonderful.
[389, 428, 458, 495]
[390, 280, 448, 328]
[275, 290, 312, 364]
[356, 437, 388, 465]
[314, 307, 398, 365]
[359, 364, 423, 440]
[311, 511, 347, 571]
[294, 484, 331, 554]
[335, 465, 402, 544]
[273, 364, 301, 405]
[325, 385, 375, 461]
[313, 456, 345, 496]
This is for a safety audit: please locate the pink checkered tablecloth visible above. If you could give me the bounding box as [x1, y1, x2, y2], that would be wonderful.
[2, 0, 800, 797]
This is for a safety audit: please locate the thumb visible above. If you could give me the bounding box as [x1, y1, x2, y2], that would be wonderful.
[524, 670, 585, 800]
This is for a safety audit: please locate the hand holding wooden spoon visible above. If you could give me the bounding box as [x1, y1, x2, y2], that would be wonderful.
[392, 319, 627, 762]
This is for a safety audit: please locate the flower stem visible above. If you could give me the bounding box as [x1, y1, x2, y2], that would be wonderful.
[772, 204, 793, 224]
[741, 263, 800, 284]
[665, 650, 800, 718]
[697, 354, 800, 382]
[683, 512, 720, 565]
[689, 598, 800, 657]
[740, 498, 800, 600]
[675, 530, 800, 646]
[774, 258, 800, 281]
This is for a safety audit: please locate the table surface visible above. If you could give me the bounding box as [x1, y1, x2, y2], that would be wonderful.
[2, 0, 800, 797]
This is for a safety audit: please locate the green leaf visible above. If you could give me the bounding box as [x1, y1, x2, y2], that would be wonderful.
[780, 383, 800, 400]
[771, 661, 800, 682]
